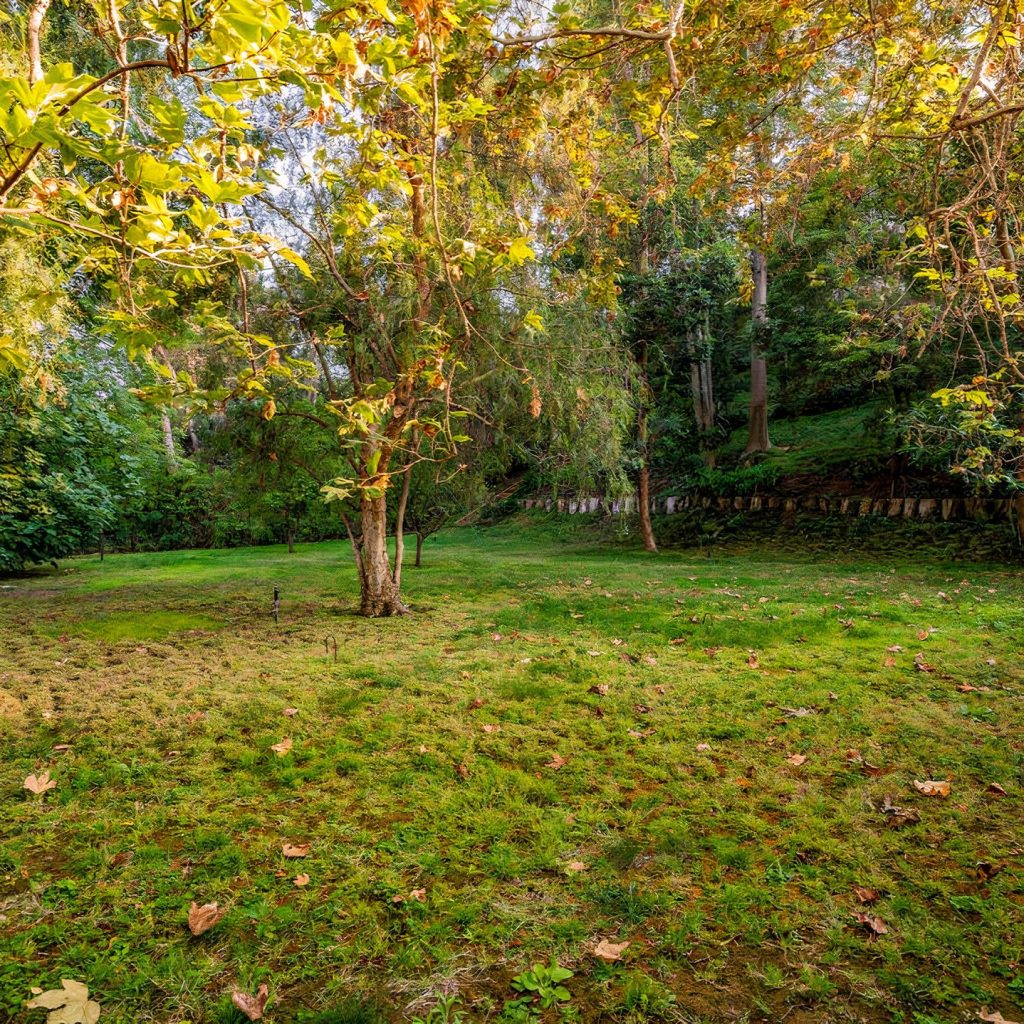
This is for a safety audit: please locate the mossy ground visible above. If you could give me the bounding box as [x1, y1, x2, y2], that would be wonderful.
[1, 526, 1022, 1024]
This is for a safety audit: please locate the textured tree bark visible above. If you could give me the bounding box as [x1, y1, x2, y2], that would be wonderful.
[637, 464, 657, 553]
[744, 247, 771, 454]
[359, 495, 407, 616]
[393, 462, 411, 590]
[634, 334, 657, 553]
[415, 533, 424, 567]
[161, 412, 176, 463]
[26, 0, 52, 85]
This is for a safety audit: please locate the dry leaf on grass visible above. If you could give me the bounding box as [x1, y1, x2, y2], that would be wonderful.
[281, 843, 309, 858]
[695, 743, 711, 752]
[392, 888, 426, 904]
[913, 779, 951, 798]
[293, 874, 310, 887]
[482, 724, 500, 733]
[881, 795, 921, 827]
[786, 754, 808, 766]
[185, 711, 205, 725]
[852, 912, 889, 936]
[978, 1010, 1021, 1024]
[592, 939, 630, 961]
[188, 901, 227, 936]
[270, 737, 292, 757]
[976, 862, 1005, 882]
[546, 754, 567, 770]
[282, 707, 298, 717]
[588, 684, 609, 696]
[986, 783, 1008, 797]
[455, 763, 470, 779]
[566, 861, 587, 873]
[231, 984, 269, 1021]
[24, 772, 57, 795]
[853, 886, 879, 904]
[26, 979, 100, 1024]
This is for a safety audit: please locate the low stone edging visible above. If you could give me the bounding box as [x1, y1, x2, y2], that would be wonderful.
[520, 494, 1023, 523]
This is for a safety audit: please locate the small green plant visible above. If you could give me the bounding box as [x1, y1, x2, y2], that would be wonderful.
[411, 994, 465, 1024]
[510, 960, 574, 1009]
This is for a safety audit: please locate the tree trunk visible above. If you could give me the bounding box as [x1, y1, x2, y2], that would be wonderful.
[415, 532, 424, 567]
[635, 336, 657, 553]
[359, 495, 407, 616]
[26, 0, 51, 85]
[286, 526, 294, 554]
[161, 412, 176, 464]
[637, 465, 657, 553]
[393, 462, 412, 590]
[744, 247, 771, 454]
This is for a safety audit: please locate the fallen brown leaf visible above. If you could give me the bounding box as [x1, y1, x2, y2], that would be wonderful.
[881, 795, 921, 827]
[986, 783, 1008, 797]
[188, 901, 227, 936]
[852, 911, 889, 936]
[546, 753, 567, 770]
[976, 861, 1005, 882]
[786, 753, 808, 766]
[281, 843, 309, 858]
[23, 772, 57, 795]
[978, 1010, 1021, 1024]
[592, 938, 630, 961]
[588, 684, 610, 696]
[913, 779, 951, 798]
[853, 886, 879, 904]
[270, 737, 292, 757]
[231, 984, 269, 1021]
[26, 979, 100, 1024]
[293, 874, 310, 887]
[282, 707, 298, 717]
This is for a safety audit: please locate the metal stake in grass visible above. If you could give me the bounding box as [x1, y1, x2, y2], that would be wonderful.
[324, 635, 338, 663]
[273, 586, 280, 623]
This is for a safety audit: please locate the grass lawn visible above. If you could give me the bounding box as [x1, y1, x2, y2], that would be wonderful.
[2, 524, 1023, 1024]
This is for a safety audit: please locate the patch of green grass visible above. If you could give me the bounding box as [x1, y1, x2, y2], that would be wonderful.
[1, 528, 1023, 1024]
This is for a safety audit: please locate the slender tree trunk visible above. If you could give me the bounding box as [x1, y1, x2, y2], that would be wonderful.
[359, 495, 407, 616]
[744, 247, 771, 454]
[287, 525, 295, 554]
[26, 0, 51, 85]
[637, 464, 657, 553]
[634, 337, 657, 553]
[161, 412, 176, 463]
[415, 533, 424, 567]
[393, 462, 412, 590]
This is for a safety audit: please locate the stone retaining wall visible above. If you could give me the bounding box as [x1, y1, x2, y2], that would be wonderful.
[520, 494, 1023, 523]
